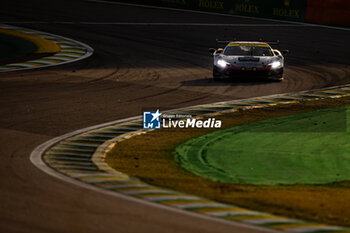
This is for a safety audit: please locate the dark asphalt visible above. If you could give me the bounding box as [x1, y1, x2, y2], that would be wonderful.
[0, 0, 349, 232]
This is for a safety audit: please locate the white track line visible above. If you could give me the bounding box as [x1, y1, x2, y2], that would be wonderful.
[30, 83, 350, 233]
[25, 2, 350, 231]
[30, 115, 279, 233]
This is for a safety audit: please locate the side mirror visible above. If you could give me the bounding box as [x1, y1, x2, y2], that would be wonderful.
[209, 48, 216, 56]
[282, 50, 289, 56]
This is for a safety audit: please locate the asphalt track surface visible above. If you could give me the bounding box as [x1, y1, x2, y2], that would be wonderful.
[0, 0, 350, 232]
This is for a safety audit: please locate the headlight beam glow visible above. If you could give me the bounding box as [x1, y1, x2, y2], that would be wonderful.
[217, 59, 228, 68]
[271, 61, 282, 69]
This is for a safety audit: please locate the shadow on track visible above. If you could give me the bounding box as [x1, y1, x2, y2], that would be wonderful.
[181, 77, 278, 86]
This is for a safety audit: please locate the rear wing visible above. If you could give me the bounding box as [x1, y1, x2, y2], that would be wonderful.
[210, 39, 288, 56]
[215, 38, 280, 47]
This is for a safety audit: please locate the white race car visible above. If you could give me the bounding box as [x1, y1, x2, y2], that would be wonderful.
[209, 41, 288, 81]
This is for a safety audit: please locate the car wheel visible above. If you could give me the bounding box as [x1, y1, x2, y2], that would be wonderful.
[269, 76, 284, 82]
[213, 68, 222, 81]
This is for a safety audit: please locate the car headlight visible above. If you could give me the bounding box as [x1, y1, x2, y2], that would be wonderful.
[217, 59, 228, 68]
[270, 61, 282, 69]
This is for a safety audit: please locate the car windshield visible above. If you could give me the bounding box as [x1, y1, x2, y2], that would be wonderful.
[224, 45, 273, 56]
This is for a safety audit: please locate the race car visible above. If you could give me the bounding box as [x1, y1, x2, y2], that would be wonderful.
[209, 41, 288, 81]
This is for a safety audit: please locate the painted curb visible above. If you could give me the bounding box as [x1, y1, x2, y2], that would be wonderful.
[0, 24, 93, 72]
[31, 85, 350, 233]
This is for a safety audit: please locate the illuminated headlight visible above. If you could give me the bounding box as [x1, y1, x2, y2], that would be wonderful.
[217, 59, 228, 68]
[270, 61, 282, 69]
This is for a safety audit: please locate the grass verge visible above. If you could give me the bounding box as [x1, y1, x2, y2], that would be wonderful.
[0, 28, 60, 65]
[175, 106, 350, 185]
[106, 96, 350, 226]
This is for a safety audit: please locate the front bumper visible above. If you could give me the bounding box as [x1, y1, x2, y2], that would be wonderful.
[213, 66, 283, 80]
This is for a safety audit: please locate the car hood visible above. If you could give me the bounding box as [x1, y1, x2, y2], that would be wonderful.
[219, 55, 281, 68]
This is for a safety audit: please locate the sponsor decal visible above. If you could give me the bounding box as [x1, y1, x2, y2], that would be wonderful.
[273, 8, 300, 18]
[234, 0, 259, 14]
[232, 0, 304, 20]
[198, 0, 224, 10]
[273, 0, 300, 18]
[143, 110, 222, 129]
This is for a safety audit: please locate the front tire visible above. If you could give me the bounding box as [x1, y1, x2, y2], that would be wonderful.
[213, 67, 222, 81]
[268, 68, 284, 82]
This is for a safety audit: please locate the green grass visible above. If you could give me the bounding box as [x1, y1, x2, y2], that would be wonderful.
[0, 28, 60, 65]
[106, 96, 350, 226]
[0, 32, 37, 64]
[175, 106, 350, 185]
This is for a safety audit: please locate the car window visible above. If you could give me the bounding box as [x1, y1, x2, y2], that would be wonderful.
[224, 45, 273, 56]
